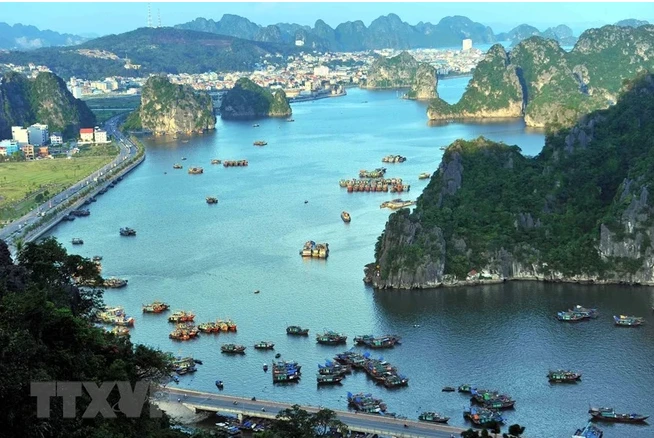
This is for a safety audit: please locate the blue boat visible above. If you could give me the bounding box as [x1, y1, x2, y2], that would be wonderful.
[573, 422, 603, 438]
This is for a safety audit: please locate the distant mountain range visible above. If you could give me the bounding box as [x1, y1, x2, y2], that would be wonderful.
[0, 22, 88, 50]
[496, 24, 578, 47]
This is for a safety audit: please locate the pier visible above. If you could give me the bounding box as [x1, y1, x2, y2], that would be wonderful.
[158, 387, 466, 438]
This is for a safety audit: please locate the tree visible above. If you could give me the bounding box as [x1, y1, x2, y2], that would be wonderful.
[462, 429, 480, 438]
[503, 424, 526, 437]
[260, 405, 348, 438]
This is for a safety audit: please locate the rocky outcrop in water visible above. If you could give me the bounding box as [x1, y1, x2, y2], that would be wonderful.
[363, 51, 437, 100]
[220, 78, 291, 119]
[369, 74, 654, 289]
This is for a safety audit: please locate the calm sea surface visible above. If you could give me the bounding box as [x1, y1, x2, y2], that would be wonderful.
[46, 80, 654, 438]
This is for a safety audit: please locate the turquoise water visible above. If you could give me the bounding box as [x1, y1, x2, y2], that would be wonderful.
[46, 81, 654, 437]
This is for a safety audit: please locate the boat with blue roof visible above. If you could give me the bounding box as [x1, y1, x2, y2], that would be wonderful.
[573, 422, 603, 438]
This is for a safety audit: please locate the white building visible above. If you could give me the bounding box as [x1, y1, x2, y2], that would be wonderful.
[72, 86, 82, 99]
[295, 39, 305, 47]
[462, 39, 473, 51]
[11, 126, 29, 145]
[94, 128, 108, 143]
[50, 132, 63, 145]
[313, 65, 330, 77]
[27, 123, 49, 146]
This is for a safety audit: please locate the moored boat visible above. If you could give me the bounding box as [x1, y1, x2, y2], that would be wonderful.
[558, 305, 599, 321]
[198, 322, 219, 333]
[102, 277, 128, 288]
[110, 326, 130, 336]
[119, 227, 136, 236]
[223, 160, 249, 167]
[253, 140, 267, 146]
[206, 197, 218, 204]
[464, 406, 504, 428]
[142, 301, 170, 313]
[221, 344, 246, 354]
[173, 357, 197, 374]
[380, 199, 415, 210]
[613, 315, 645, 326]
[573, 422, 603, 438]
[419, 412, 449, 424]
[317, 373, 343, 385]
[589, 407, 649, 423]
[168, 311, 195, 323]
[418, 172, 431, 179]
[286, 325, 309, 335]
[72, 238, 84, 245]
[383, 374, 409, 388]
[97, 307, 134, 327]
[341, 211, 351, 223]
[316, 331, 347, 345]
[353, 334, 401, 348]
[173, 163, 183, 169]
[347, 392, 387, 413]
[299, 241, 329, 258]
[188, 167, 204, 174]
[442, 386, 456, 392]
[458, 384, 473, 393]
[471, 388, 515, 409]
[254, 341, 275, 350]
[381, 155, 406, 163]
[548, 369, 582, 383]
[210, 159, 221, 165]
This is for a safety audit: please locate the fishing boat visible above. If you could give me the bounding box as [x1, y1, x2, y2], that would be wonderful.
[252, 124, 259, 127]
[210, 159, 221, 165]
[272, 360, 302, 383]
[471, 388, 515, 409]
[558, 305, 599, 321]
[62, 214, 75, 221]
[188, 167, 203, 174]
[316, 373, 343, 385]
[102, 277, 128, 288]
[418, 172, 431, 179]
[458, 384, 473, 393]
[72, 238, 84, 245]
[221, 344, 246, 354]
[419, 412, 450, 424]
[71, 209, 90, 217]
[223, 160, 249, 167]
[206, 197, 218, 204]
[299, 241, 329, 258]
[463, 406, 505, 428]
[263, 363, 268, 372]
[341, 211, 351, 223]
[380, 199, 415, 210]
[316, 331, 347, 345]
[613, 315, 645, 326]
[215, 380, 224, 389]
[353, 334, 401, 348]
[589, 407, 649, 423]
[318, 360, 351, 376]
[381, 155, 407, 163]
[92, 255, 103, 262]
[287, 118, 294, 122]
[181, 157, 187, 161]
[254, 341, 275, 350]
[573, 422, 604, 438]
[110, 326, 130, 336]
[97, 307, 134, 327]
[347, 392, 387, 413]
[383, 374, 409, 388]
[169, 323, 199, 341]
[173, 163, 183, 169]
[142, 301, 170, 313]
[359, 168, 387, 178]
[119, 227, 136, 236]
[548, 369, 582, 383]
[198, 322, 219, 333]
[253, 140, 267, 146]
[286, 326, 309, 335]
[173, 357, 197, 374]
[168, 311, 195, 323]
[442, 386, 456, 392]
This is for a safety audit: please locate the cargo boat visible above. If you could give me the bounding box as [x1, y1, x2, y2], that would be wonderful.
[613, 315, 645, 326]
[589, 407, 649, 423]
[142, 301, 170, 313]
[316, 331, 347, 345]
[119, 227, 136, 236]
[221, 344, 246, 354]
[341, 211, 351, 223]
[254, 341, 275, 350]
[286, 325, 309, 336]
[188, 167, 204, 174]
[418, 412, 449, 424]
[168, 311, 195, 323]
[300, 241, 329, 258]
[548, 370, 582, 383]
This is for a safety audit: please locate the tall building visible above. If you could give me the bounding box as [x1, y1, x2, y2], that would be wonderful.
[27, 124, 49, 146]
[94, 128, 108, 143]
[462, 39, 473, 51]
[11, 126, 29, 145]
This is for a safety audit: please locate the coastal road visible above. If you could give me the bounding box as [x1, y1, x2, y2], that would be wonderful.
[159, 387, 465, 438]
[0, 115, 136, 244]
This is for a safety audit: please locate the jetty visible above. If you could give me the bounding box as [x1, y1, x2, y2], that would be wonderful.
[157, 387, 465, 438]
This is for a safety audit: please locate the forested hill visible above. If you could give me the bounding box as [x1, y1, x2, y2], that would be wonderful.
[369, 73, 654, 289]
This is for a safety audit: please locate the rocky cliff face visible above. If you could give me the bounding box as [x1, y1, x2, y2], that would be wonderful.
[428, 44, 523, 120]
[134, 76, 215, 135]
[369, 75, 654, 289]
[220, 77, 291, 119]
[364, 51, 437, 100]
[0, 71, 95, 139]
[428, 26, 654, 129]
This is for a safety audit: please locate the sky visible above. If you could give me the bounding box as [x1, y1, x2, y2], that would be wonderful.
[0, 2, 652, 37]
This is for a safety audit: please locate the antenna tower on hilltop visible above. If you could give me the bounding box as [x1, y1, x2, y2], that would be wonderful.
[158, 9, 162, 28]
[147, 3, 152, 28]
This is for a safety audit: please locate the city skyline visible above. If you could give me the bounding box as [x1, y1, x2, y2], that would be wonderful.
[0, 2, 652, 38]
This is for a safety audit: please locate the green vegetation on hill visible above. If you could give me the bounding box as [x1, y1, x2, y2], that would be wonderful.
[373, 74, 654, 287]
[0, 71, 95, 139]
[0, 238, 200, 438]
[220, 77, 291, 119]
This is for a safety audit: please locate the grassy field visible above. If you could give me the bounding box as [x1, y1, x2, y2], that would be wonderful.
[0, 147, 118, 223]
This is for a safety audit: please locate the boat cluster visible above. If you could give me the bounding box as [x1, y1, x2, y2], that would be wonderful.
[381, 154, 407, 163]
[380, 199, 415, 210]
[299, 241, 329, 258]
[197, 320, 238, 333]
[353, 334, 401, 348]
[359, 167, 387, 178]
[97, 306, 135, 327]
[272, 360, 302, 383]
[334, 349, 409, 388]
[223, 160, 248, 167]
[557, 304, 645, 327]
[339, 177, 411, 193]
[347, 392, 387, 413]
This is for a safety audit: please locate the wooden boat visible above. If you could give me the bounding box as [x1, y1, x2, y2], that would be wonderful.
[299, 241, 329, 258]
[110, 326, 130, 336]
[221, 344, 246, 354]
[72, 238, 84, 245]
[173, 163, 183, 169]
[548, 369, 581, 383]
[380, 199, 415, 210]
[316, 373, 343, 385]
[102, 277, 128, 288]
[359, 168, 387, 178]
[198, 322, 219, 333]
[316, 331, 347, 345]
[381, 155, 407, 163]
[210, 159, 221, 165]
[419, 412, 450, 423]
[347, 392, 387, 413]
[119, 227, 136, 236]
[613, 315, 645, 326]
[383, 374, 409, 388]
[341, 211, 351, 223]
[353, 334, 401, 348]
[442, 386, 456, 392]
[143, 301, 170, 313]
[418, 172, 431, 179]
[471, 388, 515, 409]
[558, 305, 599, 322]
[97, 307, 134, 327]
[286, 325, 309, 336]
[589, 407, 649, 423]
[573, 422, 604, 438]
[463, 406, 505, 428]
[254, 341, 275, 350]
[188, 167, 203, 174]
[173, 357, 197, 374]
[253, 140, 267, 146]
[92, 255, 103, 262]
[168, 311, 195, 323]
[206, 197, 218, 204]
[223, 160, 248, 167]
[215, 380, 224, 389]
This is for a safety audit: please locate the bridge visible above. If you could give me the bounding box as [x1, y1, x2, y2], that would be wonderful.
[158, 387, 466, 438]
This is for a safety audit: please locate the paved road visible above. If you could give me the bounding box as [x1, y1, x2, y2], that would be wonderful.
[159, 387, 465, 438]
[0, 115, 136, 244]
